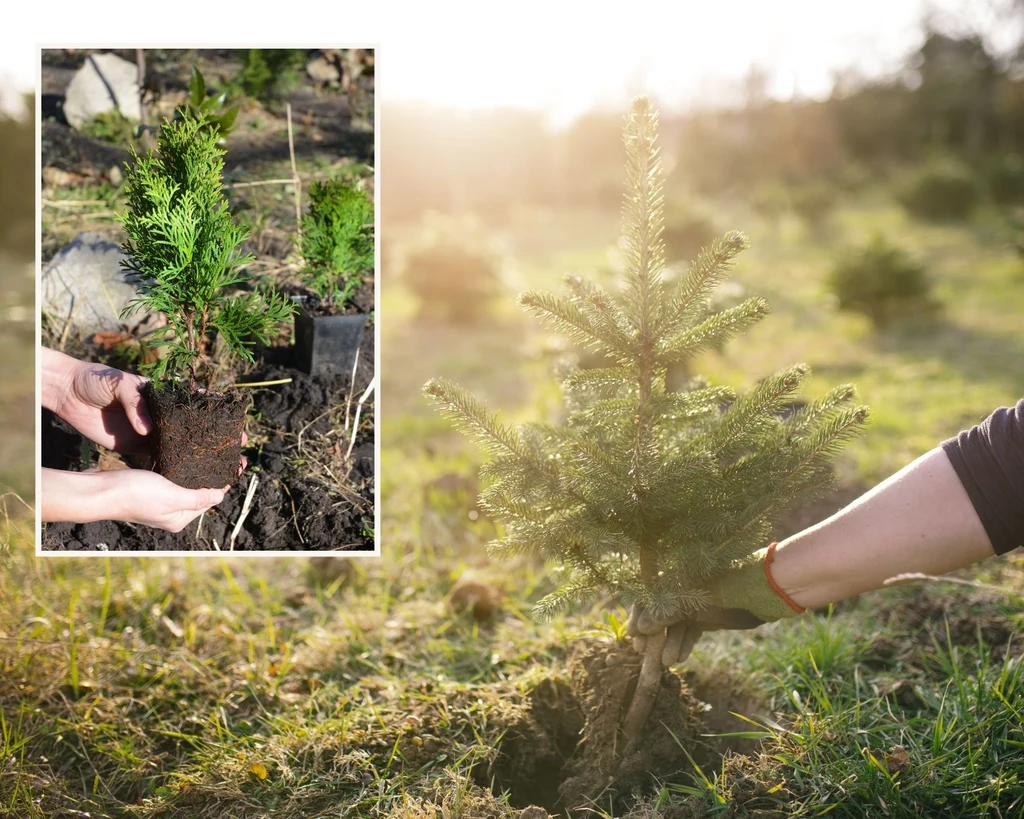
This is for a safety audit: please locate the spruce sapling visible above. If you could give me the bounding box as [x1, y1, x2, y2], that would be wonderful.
[424, 97, 869, 756]
[120, 110, 294, 392]
[299, 178, 374, 313]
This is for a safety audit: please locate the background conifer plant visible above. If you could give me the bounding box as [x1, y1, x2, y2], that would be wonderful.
[425, 97, 869, 755]
[119, 109, 295, 488]
[299, 178, 374, 313]
[829, 234, 933, 328]
[401, 212, 506, 322]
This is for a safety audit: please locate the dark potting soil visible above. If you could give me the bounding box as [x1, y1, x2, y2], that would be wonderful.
[41, 327, 374, 552]
[285, 281, 374, 317]
[143, 382, 247, 490]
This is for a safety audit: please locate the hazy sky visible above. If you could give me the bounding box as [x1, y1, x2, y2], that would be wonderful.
[0, 0, 1015, 122]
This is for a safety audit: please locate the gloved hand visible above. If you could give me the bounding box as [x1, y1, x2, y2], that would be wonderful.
[627, 542, 805, 666]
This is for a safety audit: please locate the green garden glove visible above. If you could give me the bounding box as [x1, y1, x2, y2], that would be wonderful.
[627, 542, 806, 667]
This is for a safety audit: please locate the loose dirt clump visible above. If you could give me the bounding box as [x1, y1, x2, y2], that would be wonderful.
[484, 642, 766, 817]
[884, 591, 1020, 660]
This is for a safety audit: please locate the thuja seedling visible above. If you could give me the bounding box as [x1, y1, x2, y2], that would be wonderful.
[299, 178, 374, 313]
[118, 108, 294, 489]
[120, 109, 294, 392]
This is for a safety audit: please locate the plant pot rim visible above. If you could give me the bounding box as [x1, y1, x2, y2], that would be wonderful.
[292, 295, 370, 321]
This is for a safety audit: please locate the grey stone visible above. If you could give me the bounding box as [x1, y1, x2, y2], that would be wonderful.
[306, 55, 341, 85]
[63, 53, 141, 131]
[42, 232, 141, 334]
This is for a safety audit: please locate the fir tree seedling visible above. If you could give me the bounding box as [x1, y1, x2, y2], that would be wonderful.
[120, 110, 295, 392]
[425, 97, 869, 754]
[299, 178, 374, 312]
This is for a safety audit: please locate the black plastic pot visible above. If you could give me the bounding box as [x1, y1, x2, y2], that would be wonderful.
[294, 300, 369, 375]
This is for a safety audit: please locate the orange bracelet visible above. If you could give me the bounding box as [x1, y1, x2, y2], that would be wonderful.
[764, 542, 806, 614]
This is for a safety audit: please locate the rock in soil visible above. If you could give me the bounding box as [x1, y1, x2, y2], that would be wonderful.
[42, 232, 138, 335]
[62, 52, 141, 130]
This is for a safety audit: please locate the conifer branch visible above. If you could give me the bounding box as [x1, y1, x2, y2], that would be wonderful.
[660, 231, 750, 338]
[519, 290, 633, 355]
[657, 297, 770, 364]
[423, 378, 529, 460]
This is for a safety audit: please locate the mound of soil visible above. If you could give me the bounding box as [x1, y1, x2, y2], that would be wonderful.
[880, 591, 1020, 661]
[41, 329, 374, 552]
[483, 642, 766, 817]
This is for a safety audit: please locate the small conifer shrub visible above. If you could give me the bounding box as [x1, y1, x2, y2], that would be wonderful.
[119, 110, 294, 488]
[299, 178, 374, 312]
[120, 110, 294, 390]
[236, 49, 306, 102]
[425, 97, 868, 754]
[401, 213, 506, 323]
[829, 235, 932, 328]
[899, 157, 979, 221]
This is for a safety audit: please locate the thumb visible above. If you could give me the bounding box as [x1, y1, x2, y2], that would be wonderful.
[187, 486, 226, 510]
[121, 378, 153, 436]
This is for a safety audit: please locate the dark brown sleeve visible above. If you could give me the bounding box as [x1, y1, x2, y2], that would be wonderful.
[940, 398, 1024, 555]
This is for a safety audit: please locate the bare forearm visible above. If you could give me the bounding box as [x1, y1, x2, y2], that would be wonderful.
[773, 447, 995, 609]
[41, 468, 122, 524]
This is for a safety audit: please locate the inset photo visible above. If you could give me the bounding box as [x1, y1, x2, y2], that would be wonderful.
[38, 47, 376, 554]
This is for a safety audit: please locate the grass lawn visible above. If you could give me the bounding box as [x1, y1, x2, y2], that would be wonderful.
[3, 191, 1023, 816]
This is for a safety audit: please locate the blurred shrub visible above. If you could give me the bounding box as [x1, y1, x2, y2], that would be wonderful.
[829, 235, 933, 328]
[987, 153, 1024, 206]
[81, 110, 136, 146]
[898, 157, 979, 221]
[235, 49, 307, 102]
[790, 183, 838, 234]
[662, 201, 718, 264]
[0, 113, 34, 258]
[399, 214, 507, 323]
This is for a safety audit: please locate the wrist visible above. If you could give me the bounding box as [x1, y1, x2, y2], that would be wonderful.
[709, 543, 805, 622]
[41, 347, 79, 413]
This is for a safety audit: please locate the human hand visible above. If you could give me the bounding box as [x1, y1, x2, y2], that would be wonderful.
[105, 468, 228, 532]
[627, 602, 766, 667]
[627, 542, 804, 666]
[46, 351, 152, 453]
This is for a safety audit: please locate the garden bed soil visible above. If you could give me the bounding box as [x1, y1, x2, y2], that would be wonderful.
[41, 326, 374, 552]
[143, 382, 247, 490]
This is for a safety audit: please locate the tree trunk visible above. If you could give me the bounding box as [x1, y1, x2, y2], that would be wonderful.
[621, 627, 666, 758]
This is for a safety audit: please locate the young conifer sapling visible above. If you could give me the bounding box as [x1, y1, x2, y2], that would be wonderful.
[425, 97, 869, 757]
[299, 178, 374, 314]
[119, 110, 294, 488]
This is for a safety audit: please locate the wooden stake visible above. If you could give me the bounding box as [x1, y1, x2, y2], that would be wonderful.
[286, 103, 302, 241]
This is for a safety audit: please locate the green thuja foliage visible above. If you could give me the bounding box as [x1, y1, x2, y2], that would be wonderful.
[425, 97, 869, 622]
[300, 179, 374, 311]
[119, 111, 295, 390]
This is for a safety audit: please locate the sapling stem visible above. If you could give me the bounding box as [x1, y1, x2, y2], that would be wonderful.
[622, 629, 667, 757]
